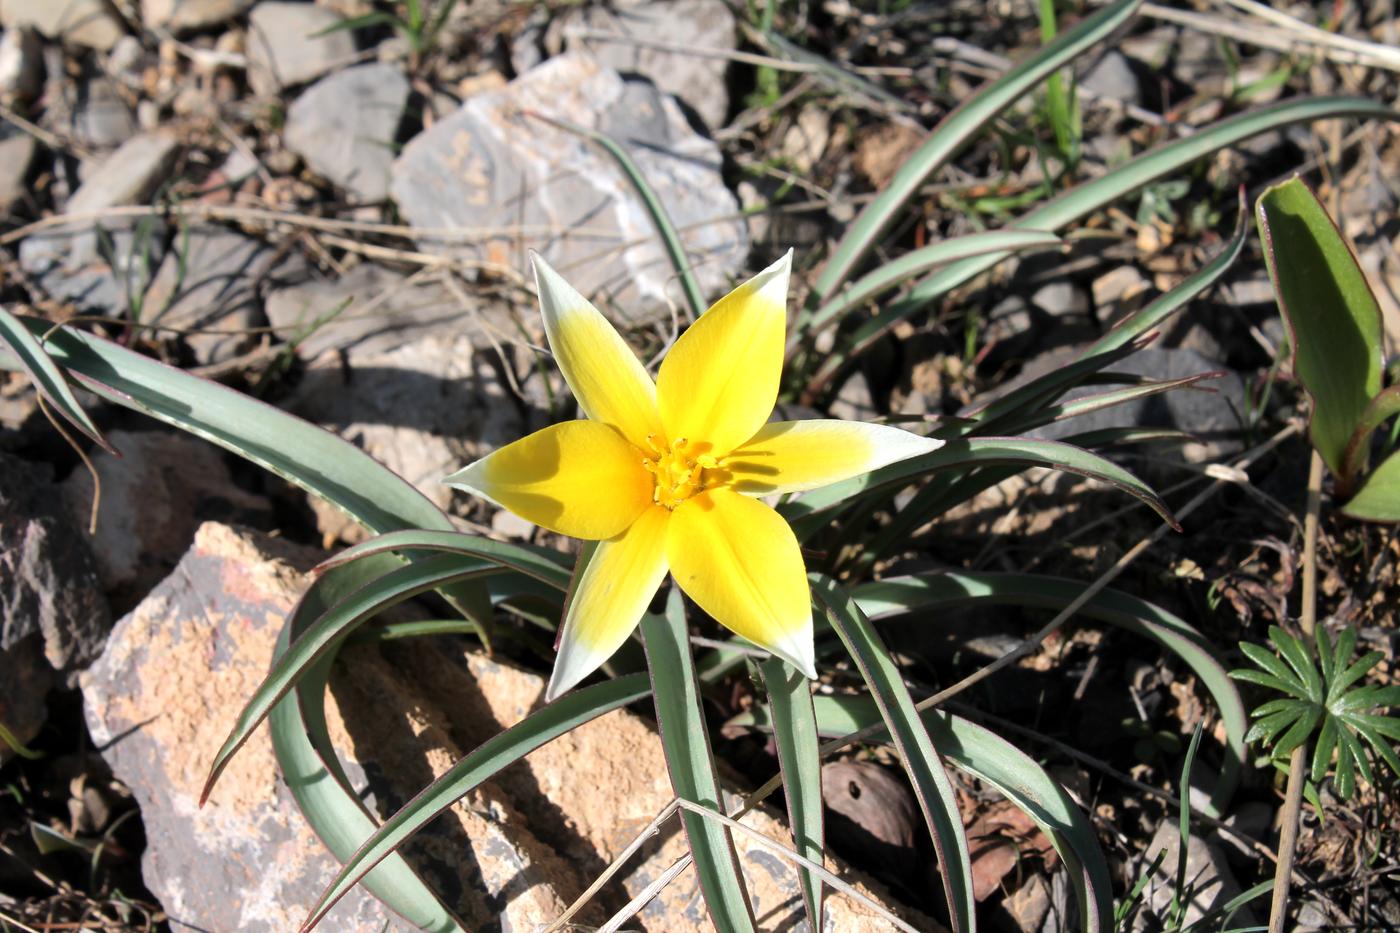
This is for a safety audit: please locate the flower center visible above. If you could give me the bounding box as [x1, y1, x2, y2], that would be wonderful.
[641, 436, 719, 510]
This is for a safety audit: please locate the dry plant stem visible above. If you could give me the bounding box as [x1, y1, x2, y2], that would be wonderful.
[1267, 447, 1325, 933]
[1142, 2, 1400, 72]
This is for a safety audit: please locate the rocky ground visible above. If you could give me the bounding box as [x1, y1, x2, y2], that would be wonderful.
[1, 0, 1398, 930]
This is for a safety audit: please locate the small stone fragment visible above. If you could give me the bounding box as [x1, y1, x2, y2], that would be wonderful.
[0, 132, 37, 213]
[1, 0, 125, 51]
[1080, 50, 1142, 106]
[0, 26, 44, 100]
[142, 0, 257, 34]
[283, 62, 410, 203]
[245, 2, 356, 96]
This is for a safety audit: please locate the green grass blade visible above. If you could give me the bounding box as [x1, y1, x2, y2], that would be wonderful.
[758, 659, 824, 929]
[806, 0, 1141, 308]
[0, 308, 115, 454]
[802, 230, 1061, 336]
[204, 553, 499, 803]
[1257, 176, 1383, 478]
[783, 436, 1178, 538]
[296, 673, 651, 931]
[640, 591, 756, 932]
[811, 96, 1398, 385]
[1342, 385, 1400, 493]
[529, 114, 707, 320]
[811, 575, 975, 933]
[267, 551, 466, 933]
[851, 571, 1248, 814]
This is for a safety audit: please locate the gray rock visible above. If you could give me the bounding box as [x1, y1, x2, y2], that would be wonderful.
[1, 452, 111, 761]
[1030, 280, 1091, 320]
[1137, 819, 1253, 929]
[246, 2, 357, 96]
[1080, 51, 1141, 106]
[60, 429, 272, 605]
[142, 227, 306, 365]
[1, 452, 110, 671]
[0, 132, 36, 213]
[0, 0, 125, 50]
[265, 263, 520, 363]
[287, 331, 536, 542]
[0, 25, 44, 100]
[19, 131, 179, 313]
[74, 76, 137, 150]
[542, 0, 737, 130]
[283, 62, 409, 202]
[142, 0, 257, 33]
[389, 52, 747, 321]
[830, 370, 877, 421]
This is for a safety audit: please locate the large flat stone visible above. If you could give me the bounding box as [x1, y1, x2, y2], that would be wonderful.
[246, 2, 357, 96]
[284, 62, 410, 203]
[1, 0, 125, 50]
[390, 52, 747, 321]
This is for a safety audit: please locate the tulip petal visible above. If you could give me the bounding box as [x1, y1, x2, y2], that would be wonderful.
[725, 420, 944, 496]
[656, 252, 792, 457]
[443, 420, 651, 540]
[532, 253, 664, 448]
[546, 506, 671, 700]
[667, 487, 815, 678]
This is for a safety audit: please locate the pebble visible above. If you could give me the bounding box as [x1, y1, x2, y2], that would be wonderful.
[283, 62, 409, 203]
[245, 1, 356, 96]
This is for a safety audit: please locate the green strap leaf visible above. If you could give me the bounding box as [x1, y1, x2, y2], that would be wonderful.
[268, 551, 467, 932]
[853, 571, 1248, 815]
[804, 0, 1142, 309]
[808, 95, 1398, 387]
[758, 659, 825, 929]
[204, 553, 500, 803]
[640, 591, 756, 933]
[811, 575, 976, 933]
[783, 436, 1178, 538]
[1257, 176, 1384, 479]
[296, 673, 652, 931]
[313, 528, 573, 590]
[0, 307, 116, 454]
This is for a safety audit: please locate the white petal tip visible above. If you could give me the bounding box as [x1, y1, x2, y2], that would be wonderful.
[768, 630, 817, 681]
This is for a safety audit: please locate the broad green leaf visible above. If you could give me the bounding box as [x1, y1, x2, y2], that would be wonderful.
[205, 553, 499, 802]
[640, 591, 756, 933]
[807, 96, 1397, 388]
[0, 307, 115, 454]
[804, 0, 1141, 310]
[853, 571, 1248, 814]
[1341, 447, 1400, 522]
[811, 575, 975, 933]
[804, 230, 1061, 334]
[759, 659, 824, 929]
[296, 674, 651, 931]
[1257, 177, 1383, 477]
[734, 696, 1114, 932]
[267, 551, 466, 933]
[783, 437, 1178, 539]
[1341, 385, 1400, 482]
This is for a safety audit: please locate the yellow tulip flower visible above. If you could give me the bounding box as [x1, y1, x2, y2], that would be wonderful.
[444, 251, 943, 700]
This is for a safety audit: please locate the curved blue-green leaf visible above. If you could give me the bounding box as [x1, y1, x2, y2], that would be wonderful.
[811, 575, 975, 933]
[852, 571, 1247, 814]
[0, 307, 116, 454]
[642, 590, 756, 932]
[783, 436, 1177, 538]
[804, 0, 1142, 309]
[314, 528, 572, 590]
[295, 673, 652, 931]
[759, 659, 824, 928]
[205, 553, 500, 803]
[733, 695, 1113, 933]
[268, 551, 467, 932]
